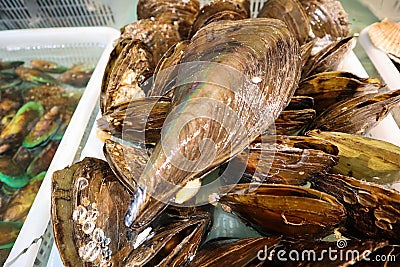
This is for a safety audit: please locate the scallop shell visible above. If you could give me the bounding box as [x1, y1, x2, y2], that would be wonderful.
[368, 18, 400, 62]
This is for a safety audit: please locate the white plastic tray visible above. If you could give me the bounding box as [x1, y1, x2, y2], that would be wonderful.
[45, 48, 400, 266]
[2, 27, 120, 267]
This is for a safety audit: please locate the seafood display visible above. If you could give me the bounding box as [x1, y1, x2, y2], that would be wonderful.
[50, 0, 400, 266]
[0, 59, 93, 263]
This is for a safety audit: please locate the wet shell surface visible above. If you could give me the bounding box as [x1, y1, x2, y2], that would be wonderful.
[368, 18, 400, 63]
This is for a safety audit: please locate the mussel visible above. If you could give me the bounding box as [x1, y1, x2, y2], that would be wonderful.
[217, 183, 346, 240]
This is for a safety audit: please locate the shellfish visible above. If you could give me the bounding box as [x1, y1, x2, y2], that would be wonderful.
[368, 18, 400, 64]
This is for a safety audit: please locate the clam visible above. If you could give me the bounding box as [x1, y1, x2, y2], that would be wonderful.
[299, 0, 349, 41]
[312, 173, 400, 242]
[118, 18, 301, 232]
[308, 130, 400, 185]
[189, 0, 250, 37]
[258, 0, 310, 45]
[307, 89, 400, 135]
[217, 183, 346, 239]
[368, 18, 400, 64]
[137, 0, 200, 39]
[232, 135, 339, 185]
[188, 237, 280, 266]
[51, 157, 134, 266]
[296, 71, 383, 113]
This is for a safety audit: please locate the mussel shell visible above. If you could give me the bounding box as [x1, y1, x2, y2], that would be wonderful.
[120, 19, 181, 65]
[51, 157, 134, 266]
[127, 18, 301, 231]
[312, 173, 400, 242]
[189, 0, 250, 37]
[57, 64, 93, 87]
[23, 106, 61, 148]
[275, 109, 316, 135]
[137, 0, 200, 39]
[308, 130, 400, 185]
[258, 0, 310, 45]
[26, 140, 60, 178]
[0, 157, 29, 188]
[218, 183, 346, 239]
[149, 40, 190, 97]
[0, 221, 22, 249]
[235, 135, 339, 185]
[100, 39, 154, 114]
[2, 172, 45, 222]
[0, 101, 44, 153]
[125, 209, 210, 267]
[30, 59, 68, 73]
[188, 237, 281, 267]
[300, 39, 317, 68]
[285, 96, 314, 110]
[296, 71, 383, 114]
[302, 36, 355, 79]
[0, 60, 24, 70]
[23, 85, 69, 111]
[98, 97, 170, 144]
[299, 0, 349, 40]
[15, 66, 59, 85]
[307, 89, 400, 135]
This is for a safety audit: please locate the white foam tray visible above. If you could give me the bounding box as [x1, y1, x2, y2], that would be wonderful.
[2, 27, 120, 267]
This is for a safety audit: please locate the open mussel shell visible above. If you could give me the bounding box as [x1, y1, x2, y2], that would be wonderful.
[217, 183, 346, 239]
[57, 63, 94, 88]
[0, 60, 24, 70]
[103, 139, 149, 193]
[312, 173, 400, 242]
[98, 97, 170, 144]
[100, 39, 154, 114]
[296, 71, 383, 114]
[307, 89, 400, 135]
[51, 157, 134, 266]
[308, 130, 400, 186]
[0, 157, 29, 188]
[137, 0, 200, 39]
[26, 140, 59, 178]
[233, 135, 339, 185]
[299, 0, 349, 41]
[189, 0, 250, 37]
[302, 36, 356, 79]
[188, 237, 281, 267]
[0, 221, 22, 249]
[120, 18, 181, 65]
[300, 39, 317, 69]
[275, 109, 316, 135]
[258, 0, 310, 45]
[125, 209, 210, 267]
[368, 18, 400, 63]
[285, 96, 314, 110]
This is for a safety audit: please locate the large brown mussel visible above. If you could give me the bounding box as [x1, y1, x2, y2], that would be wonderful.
[50, 0, 400, 266]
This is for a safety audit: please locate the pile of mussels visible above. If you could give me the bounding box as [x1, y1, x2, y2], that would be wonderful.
[0, 59, 93, 262]
[51, 0, 400, 266]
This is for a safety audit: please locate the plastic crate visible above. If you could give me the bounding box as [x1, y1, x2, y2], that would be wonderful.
[0, 0, 137, 30]
[1, 26, 120, 267]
